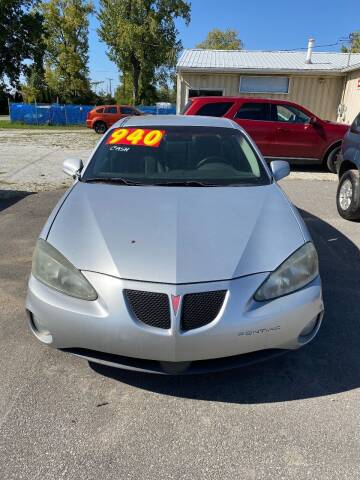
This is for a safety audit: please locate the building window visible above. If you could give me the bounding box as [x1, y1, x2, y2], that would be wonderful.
[195, 102, 234, 117]
[240, 76, 289, 94]
[188, 89, 223, 97]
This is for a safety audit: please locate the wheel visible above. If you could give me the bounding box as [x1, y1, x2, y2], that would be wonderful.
[93, 121, 107, 134]
[336, 169, 360, 221]
[326, 146, 341, 173]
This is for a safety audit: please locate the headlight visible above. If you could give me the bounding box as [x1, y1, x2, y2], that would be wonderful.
[254, 242, 319, 301]
[32, 239, 98, 301]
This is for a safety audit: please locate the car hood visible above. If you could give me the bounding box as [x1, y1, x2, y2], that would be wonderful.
[47, 182, 306, 284]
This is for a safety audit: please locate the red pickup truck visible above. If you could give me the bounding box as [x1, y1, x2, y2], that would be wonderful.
[182, 96, 348, 172]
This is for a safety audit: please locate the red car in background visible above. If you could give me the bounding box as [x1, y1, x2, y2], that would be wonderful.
[86, 105, 143, 134]
[182, 97, 348, 172]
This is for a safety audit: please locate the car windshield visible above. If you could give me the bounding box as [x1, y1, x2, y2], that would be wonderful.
[81, 126, 270, 186]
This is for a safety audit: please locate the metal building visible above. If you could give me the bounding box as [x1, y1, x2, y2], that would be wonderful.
[176, 40, 360, 123]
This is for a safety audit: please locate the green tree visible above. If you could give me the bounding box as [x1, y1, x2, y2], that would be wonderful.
[196, 28, 243, 50]
[96, 91, 115, 105]
[0, 1, 45, 112]
[155, 66, 176, 103]
[41, 0, 94, 103]
[21, 66, 51, 103]
[156, 85, 176, 103]
[114, 71, 134, 105]
[0, 1, 44, 88]
[98, 0, 190, 104]
[21, 50, 49, 103]
[341, 32, 360, 53]
[20, 84, 38, 103]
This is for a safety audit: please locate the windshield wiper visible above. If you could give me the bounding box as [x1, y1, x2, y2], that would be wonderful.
[82, 177, 144, 186]
[153, 180, 219, 187]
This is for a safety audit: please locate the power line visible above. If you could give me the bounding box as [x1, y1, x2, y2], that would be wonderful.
[90, 80, 105, 94]
[277, 37, 352, 52]
[106, 77, 114, 96]
[260, 33, 356, 53]
[282, 42, 341, 52]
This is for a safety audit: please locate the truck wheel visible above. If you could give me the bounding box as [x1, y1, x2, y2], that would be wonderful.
[336, 169, 360, 221]
[326, 146, 341, 173]
[94, 121, 107, 134]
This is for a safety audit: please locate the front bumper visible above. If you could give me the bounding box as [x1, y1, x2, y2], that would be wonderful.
[26, 271, 324, 372]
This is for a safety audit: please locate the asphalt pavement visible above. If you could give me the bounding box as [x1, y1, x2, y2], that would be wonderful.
[0, 179, 359, 479]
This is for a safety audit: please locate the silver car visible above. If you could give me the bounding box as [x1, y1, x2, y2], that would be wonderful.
[26, 115, 324, 374]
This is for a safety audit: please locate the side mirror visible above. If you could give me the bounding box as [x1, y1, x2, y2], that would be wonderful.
[350, 123, 360, 134]
[63, 158, 83, 178]
[309, 116, 317, 125]
[271, 160, 290, 181]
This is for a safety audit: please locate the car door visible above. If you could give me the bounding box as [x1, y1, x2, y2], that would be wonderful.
[343, 113, 360, 163]
[270, 103, 324, 160]
[103, 106, 120, 127]
[233, 102, 276, 157]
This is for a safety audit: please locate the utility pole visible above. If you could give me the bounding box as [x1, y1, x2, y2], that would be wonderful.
[347, 33, 355, 67]
[106, 78, 114, 97]
[91, 81, 105, 95]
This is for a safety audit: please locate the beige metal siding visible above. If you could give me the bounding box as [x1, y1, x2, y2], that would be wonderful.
[341, 69, 360, 124]
[177, 73, 239, 112]
[178, 72, 343, 120]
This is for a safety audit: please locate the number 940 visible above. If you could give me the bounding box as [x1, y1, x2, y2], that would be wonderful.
[107, 128, 165, 148]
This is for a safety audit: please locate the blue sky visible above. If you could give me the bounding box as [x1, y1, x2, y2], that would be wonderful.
[88, 0, 359, 92]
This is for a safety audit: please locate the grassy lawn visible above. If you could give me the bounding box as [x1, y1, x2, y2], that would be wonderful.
[0, 120, 87, 129]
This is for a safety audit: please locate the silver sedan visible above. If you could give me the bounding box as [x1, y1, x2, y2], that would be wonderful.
[26, 115, 324, 374]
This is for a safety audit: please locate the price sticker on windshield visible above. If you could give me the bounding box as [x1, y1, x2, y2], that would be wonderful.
[107, 128, 165, 148]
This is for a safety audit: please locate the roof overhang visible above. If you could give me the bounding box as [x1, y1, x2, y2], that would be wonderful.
[176, 67, 346, 77]
[341, 62, 360, 73]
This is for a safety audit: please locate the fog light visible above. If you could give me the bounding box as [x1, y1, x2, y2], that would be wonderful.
[28, 311, 53, 344]
[32, 316, 50, 335]
[300, 316, 318, 337]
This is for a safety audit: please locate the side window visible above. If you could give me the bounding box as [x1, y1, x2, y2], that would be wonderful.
[96, 108, 104, 113]
[104, 107, 118, 114]
[274, 104, 310, 124]
[235, 103, 270, 121]
[121, 107, 136, 115]
[195, 102, 234, 117]
[350, 113, 360, 134]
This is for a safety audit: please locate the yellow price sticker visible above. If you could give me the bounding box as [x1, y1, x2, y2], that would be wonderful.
[107, 128, 165, 147]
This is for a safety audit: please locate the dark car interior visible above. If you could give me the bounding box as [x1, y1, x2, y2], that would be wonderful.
[83, 127, 269, 186]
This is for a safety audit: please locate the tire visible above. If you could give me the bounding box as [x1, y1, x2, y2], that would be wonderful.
[336, 169, 360, 221]
[93, 121, 107, 134]
[326, 146, 341, 173]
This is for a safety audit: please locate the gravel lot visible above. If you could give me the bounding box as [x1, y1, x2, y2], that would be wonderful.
[0, 129, 98, 194]
[0, 179, 359, 479]
[0, 128, 337, 196]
